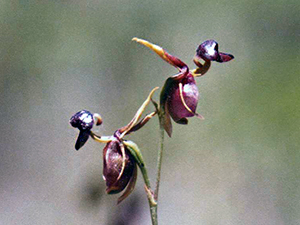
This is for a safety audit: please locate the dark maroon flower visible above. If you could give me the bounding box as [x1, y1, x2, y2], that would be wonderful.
[160, 69, 201, 128]
[89, 88, 158, 203]
[133, 38, 202, 136]
[102, 138, 137, 203]
[133, 37, 234, 137]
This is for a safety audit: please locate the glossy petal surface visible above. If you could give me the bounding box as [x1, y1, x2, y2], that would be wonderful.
[103, 140, 136, 194]
[168, 74, 198, 122]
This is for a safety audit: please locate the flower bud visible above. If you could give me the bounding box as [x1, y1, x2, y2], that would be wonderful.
[103, 140, 136, 195]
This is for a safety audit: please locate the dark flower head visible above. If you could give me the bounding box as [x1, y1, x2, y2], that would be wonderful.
[103, 138, 137, 203]
[159, 69, 202, 137]
[70, 110, 94, 130]
[133, 37, 205, 137]
[70, 110, 95, 150]
[133, 37, 234, 136]
[88, 88, 158, 203]
[196, 40, 234, 63]
[166, 73, 199, 124]
[100, 88, 157, 203]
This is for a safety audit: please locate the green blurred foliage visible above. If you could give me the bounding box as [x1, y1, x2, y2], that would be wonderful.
[0, 0, 299, 224]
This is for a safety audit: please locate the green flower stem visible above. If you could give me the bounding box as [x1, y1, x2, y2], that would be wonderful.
[154, 117, 165, 200]
[150, 206, 158, 225]
[147, 114, 165, 225]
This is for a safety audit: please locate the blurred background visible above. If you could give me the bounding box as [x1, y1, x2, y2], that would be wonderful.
[0, 0, 299, 224]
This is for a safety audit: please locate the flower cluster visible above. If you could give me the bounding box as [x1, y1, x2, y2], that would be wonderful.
[70, 37, 234, 203]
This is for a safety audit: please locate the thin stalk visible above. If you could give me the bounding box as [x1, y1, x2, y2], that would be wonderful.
[138, 160, 158, 225]
[141, 164, 158, 225]
[150, 206, 158, 225]
[147, 116, 165, 225]
[144, 115, 165, 225]
[131, 116, 164, 225]
[154, 117, 165, 200]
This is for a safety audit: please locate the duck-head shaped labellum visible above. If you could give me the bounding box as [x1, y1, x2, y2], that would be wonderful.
[132, 37, 204, 137]
[196, 40, 234, 63]
[103, 139, 137, 204]
[70, 110, 94, 150]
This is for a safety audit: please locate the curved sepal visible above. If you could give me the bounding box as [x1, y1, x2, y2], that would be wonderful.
[132, 37, 187, 70]
[103, 140, 136, 196]
[117, 163, 137, 204]
[119, 87, 159, 138]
